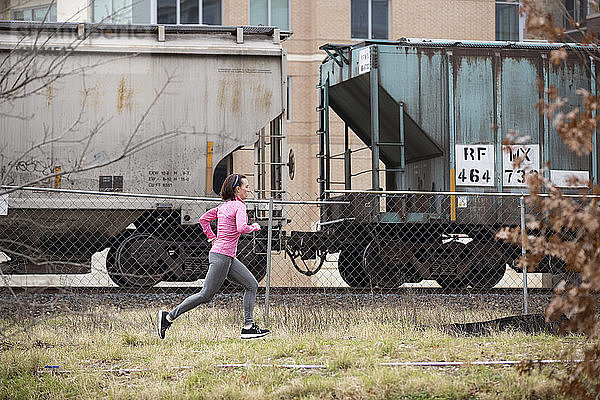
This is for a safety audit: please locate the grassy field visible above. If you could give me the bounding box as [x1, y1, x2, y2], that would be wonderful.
[0, 295, 585, 399]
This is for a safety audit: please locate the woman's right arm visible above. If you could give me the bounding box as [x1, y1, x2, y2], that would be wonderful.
[235, 203, 261, 234]
[199, 207, 218, 240]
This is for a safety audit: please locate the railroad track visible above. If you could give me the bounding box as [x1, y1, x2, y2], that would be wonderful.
[0, 286, 555, 296]
[1, 286, 560, 320]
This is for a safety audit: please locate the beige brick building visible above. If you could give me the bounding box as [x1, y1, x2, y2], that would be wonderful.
[0, 0, 498, 198]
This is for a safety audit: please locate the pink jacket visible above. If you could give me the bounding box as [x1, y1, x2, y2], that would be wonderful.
[199, 196, 259, 258]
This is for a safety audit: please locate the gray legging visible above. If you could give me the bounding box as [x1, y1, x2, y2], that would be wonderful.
[168, 252, 259, 326]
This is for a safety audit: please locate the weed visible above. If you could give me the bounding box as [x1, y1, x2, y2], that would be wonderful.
[121, 331, 142, 347]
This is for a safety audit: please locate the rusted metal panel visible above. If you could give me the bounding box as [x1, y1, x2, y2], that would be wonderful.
[548, 57, 591, 172]
[500, 56, 541, 144]
[320, 39, 597, 226]
[453, 54, 495, 146]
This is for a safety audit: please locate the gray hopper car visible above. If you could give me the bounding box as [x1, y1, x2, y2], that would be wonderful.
[0, 22, 289, 287]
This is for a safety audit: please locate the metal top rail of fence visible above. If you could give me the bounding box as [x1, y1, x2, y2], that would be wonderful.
[3, 185, 599, 205]
[325, 188, 600, 199]
[0, 186, 351, 205]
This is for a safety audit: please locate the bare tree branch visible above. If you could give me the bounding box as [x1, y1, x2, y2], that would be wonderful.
[0, 70, 180, 196]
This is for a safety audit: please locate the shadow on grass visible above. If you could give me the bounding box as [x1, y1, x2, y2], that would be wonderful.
[442, 314, 567, 336]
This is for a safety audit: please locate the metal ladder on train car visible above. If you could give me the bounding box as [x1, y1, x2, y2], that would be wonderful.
[316, 73, 329, 200]
[252, 115, 286, 254]
[253, 115, 286, 202]
[315, 81, 382, 198]
[316, 47, 393, 199]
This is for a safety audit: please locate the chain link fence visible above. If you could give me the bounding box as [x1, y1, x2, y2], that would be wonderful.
[279, 190, 554, 310]
[1, 186, 570, 311]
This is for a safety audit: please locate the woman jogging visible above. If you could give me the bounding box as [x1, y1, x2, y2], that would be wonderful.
[158, 174, 270, 340]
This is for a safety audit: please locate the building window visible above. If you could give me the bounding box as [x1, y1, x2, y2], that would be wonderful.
[94, 0, 152, 23]
[12, 4, 57, 22]
[351, 0, 388, 39]
[564, 0, 587, 29]
[202, 0, 222, 24]
[249, 0, 289, 30]
[93, 0, 221, 25]
[286, 76, 291, 122]
[157, 0, 222, 24]
[495, 1, 523, 41]
[157, 0, 177, 23]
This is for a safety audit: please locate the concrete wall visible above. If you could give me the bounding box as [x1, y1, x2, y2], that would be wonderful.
[57, 0, 90, 22]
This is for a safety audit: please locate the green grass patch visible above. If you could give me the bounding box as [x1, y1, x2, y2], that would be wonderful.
[0, 300, 581, 399]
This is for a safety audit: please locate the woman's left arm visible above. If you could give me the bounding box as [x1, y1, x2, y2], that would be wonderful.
[199, 206, 218, 240]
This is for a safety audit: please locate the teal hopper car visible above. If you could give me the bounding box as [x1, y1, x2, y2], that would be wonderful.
[287, 39, 597, 288]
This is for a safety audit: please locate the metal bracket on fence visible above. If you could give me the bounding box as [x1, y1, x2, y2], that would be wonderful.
[264, 197, 273, 328]
[317, 217, 355, 227]
[520, 195, 528, 314]
[252, 231, 268, 255]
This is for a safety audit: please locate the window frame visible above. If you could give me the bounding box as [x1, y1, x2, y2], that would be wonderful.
[350, 0, 390, 40]
[12, 4, 57, 22]
[248, 0, 291, 30]
[563, 0, 588, 29]
[92, 0, 223, 25]
[495, 1, 524, 42]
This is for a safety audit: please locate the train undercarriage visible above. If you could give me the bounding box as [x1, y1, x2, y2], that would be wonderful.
[286, 222, 522, 289]
[0, 205, 572, 289]
[0, 209, 268, 288]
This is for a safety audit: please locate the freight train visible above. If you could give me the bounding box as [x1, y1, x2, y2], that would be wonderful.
[0, 22, 595, 288]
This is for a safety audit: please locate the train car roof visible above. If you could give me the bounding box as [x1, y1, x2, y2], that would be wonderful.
[320, 38, 597, 53]
[0, 20, 292, 41]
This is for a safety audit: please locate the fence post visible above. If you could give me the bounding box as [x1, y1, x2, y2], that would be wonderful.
[520, 195, 528, 314]
[264, 197, 274, 327]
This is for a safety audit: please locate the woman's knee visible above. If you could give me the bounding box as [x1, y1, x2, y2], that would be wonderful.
[198, 288, 217, 303]
[246, 277, 258, 293]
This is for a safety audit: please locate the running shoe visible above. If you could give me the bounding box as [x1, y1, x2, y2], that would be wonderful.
[241, 323, 270, 339]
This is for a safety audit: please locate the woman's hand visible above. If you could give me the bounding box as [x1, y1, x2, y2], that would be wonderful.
[251, 223, 261, 231]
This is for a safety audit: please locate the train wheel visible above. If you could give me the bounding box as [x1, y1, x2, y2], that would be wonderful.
[362, 241, 406, 288]
[338, 249, 370, 287]
[437, 275, 467, 289]
[464, 242, 506, 289]
[106, 233, 167, 288]
[106, 248, 127, 287]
